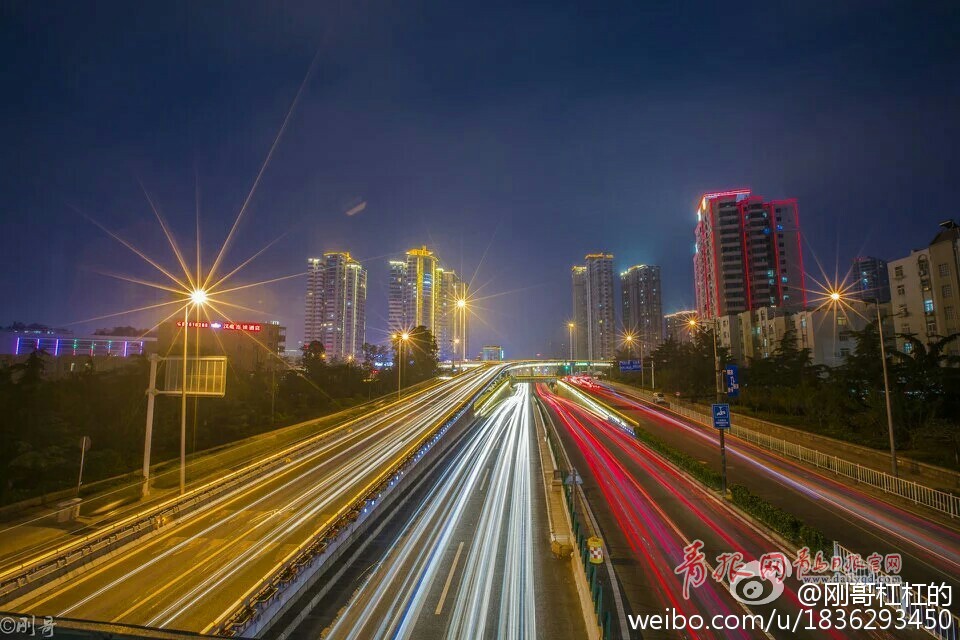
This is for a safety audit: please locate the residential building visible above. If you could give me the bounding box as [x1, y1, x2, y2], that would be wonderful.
[388, 260, 407, 331]
[437, 268, 468, 362]
[571, 253, 616, 360]
[851, 256, 891, 304]
[888, 220, 960, 357]
[663, 310, 697, 344]
[404, 246, 440, 334]
[304, 252, 367, 361]
[620, 264, 663, 357]
[571, 266, 588, 358]
[694, 189, 805, 320]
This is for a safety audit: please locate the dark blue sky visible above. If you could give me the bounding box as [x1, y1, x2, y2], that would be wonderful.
[1, 1, 957, 357]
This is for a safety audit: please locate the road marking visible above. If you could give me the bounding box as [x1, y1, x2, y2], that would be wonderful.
[479, 467, 490, 491]
[434, 541, 464, 615]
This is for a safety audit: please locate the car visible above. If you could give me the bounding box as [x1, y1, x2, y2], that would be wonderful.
[652, 392, 667, 404]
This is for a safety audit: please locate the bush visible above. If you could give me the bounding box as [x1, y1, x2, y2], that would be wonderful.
[730, 484, 830, 553]
[633, 427, 722, 491]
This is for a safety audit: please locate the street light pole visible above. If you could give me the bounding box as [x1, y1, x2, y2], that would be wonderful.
[876, 302, 898, 478]
[180, 304, 188, 495]
[568, 323, 575, 362]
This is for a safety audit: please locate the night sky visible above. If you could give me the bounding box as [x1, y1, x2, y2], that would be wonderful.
[1, 1, 957, 357]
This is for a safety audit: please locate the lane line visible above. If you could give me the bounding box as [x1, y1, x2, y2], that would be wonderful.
[435, 541, 465, 615]
[479, 467, 491, 491]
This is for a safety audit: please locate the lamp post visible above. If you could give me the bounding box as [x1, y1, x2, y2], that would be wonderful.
[457, 298, 467, 371]
[180, 288, 207, 495]
[691, 316, 727, 496]
[830, 291, 897, 477]
[397, 332, 409, 402]
[567, 322, 575, 363]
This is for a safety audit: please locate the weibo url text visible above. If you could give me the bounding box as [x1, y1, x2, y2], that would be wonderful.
[629, 607, 955, 633]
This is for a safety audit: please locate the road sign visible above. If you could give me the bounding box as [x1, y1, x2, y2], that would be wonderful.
[712, 403, 731, 429]
[161, 356, 227, 397]
[724, 365, 740, 398]
[618, 359, 641, 372]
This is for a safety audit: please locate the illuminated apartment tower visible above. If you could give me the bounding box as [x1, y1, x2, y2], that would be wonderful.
[694, 190, 805, 320]
[571, 266, 588, 358]
[388, 260, 407, 331]
[620, 264, 663, 356]
[571, 253, 615, 360]
[305, 257, 324, 344]
[437, 268, 468, 362]
[403, 246, 439, 333]
[304, 253, 367, 360]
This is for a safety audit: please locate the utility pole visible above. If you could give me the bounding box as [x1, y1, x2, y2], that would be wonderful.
[876, 302, 898, 478]
[142, 353, 159, 497]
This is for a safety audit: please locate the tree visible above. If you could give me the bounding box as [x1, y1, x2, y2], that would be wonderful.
[391, 326, 439, 387]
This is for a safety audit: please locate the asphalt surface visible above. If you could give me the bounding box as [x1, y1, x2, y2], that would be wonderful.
[573, 381, 960, 614]
[320, 383, 586, 640]
[3, 367, 503, 635]
[540, 383, 921, 640]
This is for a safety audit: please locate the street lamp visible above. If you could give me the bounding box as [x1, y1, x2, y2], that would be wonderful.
[456, 298, 467, 371]
[567, 322, 575, 362]
[180, 288, 207, 494]
[397, 332, 410, 401]
[827, 289, 898, 477]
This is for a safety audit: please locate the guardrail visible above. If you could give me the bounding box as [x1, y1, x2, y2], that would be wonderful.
[833, 541, 959, 640]
[541, 399, 614, 640]
[606, 386, 960, 519]
[214, 368, 507, 637]
[0, 375, 469, 605]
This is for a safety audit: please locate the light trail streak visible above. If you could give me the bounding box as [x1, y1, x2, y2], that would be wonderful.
[580, 382, 960, 580]
[9, 368, 502, 633]
[327, 384, 537, 640]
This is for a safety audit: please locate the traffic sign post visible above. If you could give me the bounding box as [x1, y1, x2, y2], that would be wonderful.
[712, 403, 731, 496]
[724, 365, 740, 398]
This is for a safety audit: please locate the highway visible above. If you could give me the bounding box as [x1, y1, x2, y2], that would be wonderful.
[323, 383, 585, 640]
[567, 380, 960, 611]
[538, 383, 914, 640]
[3, 366, 504, 634]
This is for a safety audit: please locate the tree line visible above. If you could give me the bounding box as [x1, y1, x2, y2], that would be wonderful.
[612, 324, 960, 469]
[0, 327, 439, 505]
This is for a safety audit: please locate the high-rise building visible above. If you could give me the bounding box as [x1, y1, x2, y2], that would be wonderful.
[404, 246, 439, 333]
[388, 260, 407, 331]
[694, 190, 805, 320]
[305, 257, 324, 345]
[620, 264, 663, 356]
[852, 256, 891, 303]
[437, 268, 468, 362]
[571, 253, 615, 360]
[663, 310, 697, 344]
[888, 220, 960, 357]
[303, 252, 367, 361]
[571, 266, 588, 358]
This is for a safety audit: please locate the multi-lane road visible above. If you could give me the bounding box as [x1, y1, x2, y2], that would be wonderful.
[3, 366, 503, 634]
[322, 383, 585, 640]
[564, 380, 960, 617]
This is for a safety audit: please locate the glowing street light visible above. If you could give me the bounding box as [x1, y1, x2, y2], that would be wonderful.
[567, 322, 575, 362]
[821, 287, 898, 477]
[397, 332, 410, 401]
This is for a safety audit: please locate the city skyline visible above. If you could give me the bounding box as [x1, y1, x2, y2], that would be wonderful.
[1, 3, 957, 358]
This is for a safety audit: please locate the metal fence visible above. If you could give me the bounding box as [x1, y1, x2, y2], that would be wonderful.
[618, 388, 960, 519]
[833, 541, 959, 640]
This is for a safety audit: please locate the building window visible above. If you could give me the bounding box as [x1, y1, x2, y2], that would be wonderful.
[894, 266, 904, 278]
[896, 285, 905, 296]
[924, 299, 935, 313]
[943, 284, 953, 298]
[946, 306, 956, 320]
[939, 263, 950, 277]
[903, 342, 913, 354]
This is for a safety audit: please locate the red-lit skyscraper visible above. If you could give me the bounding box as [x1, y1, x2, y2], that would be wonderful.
[693, 189, 805, 320]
